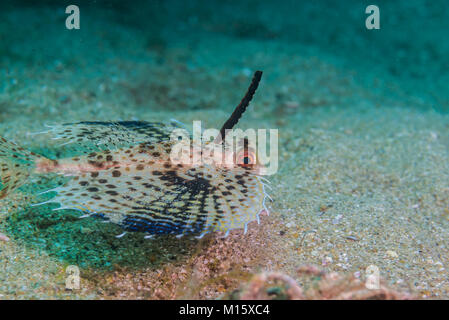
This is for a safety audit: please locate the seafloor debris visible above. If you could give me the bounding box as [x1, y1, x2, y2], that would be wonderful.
[0, 232, 10, 242]
[239, 272, 304, 299]
[234, 265, 414, 300]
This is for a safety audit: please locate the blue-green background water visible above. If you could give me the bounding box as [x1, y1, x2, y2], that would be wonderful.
[1, 0, 448, 113]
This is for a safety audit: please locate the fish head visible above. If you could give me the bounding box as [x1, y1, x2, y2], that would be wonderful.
[199, 138, 264, 175]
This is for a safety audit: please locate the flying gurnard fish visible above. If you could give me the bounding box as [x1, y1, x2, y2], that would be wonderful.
[0, 71, 272, 239]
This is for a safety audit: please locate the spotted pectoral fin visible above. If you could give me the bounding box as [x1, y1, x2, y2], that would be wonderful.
[37, 164, 269, 237]
[203, 169, 267, 235]
[39, 165, 209, 235]
[34, 121, 179, 153]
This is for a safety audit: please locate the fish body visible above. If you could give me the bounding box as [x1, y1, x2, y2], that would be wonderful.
[0, 71, 270, 238]
[0, 121, 270, 237]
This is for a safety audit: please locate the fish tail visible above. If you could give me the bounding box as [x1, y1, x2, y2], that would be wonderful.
[0, 136, 43, 199]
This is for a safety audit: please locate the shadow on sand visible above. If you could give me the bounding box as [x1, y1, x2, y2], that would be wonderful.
[6, 205, 201, 271]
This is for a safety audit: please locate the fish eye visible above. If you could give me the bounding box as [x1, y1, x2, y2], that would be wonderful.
[237, 149, 256, 167]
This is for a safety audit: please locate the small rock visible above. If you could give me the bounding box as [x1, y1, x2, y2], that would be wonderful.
[430, 131, 438, 140]
[386, 250, 399, 258]
[332, 214, 343, 224]
[0, 233, 9, 242]
[284, 101, 299, 109]
[322, 256, 333, 266]
[81, 227, 93, 234]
